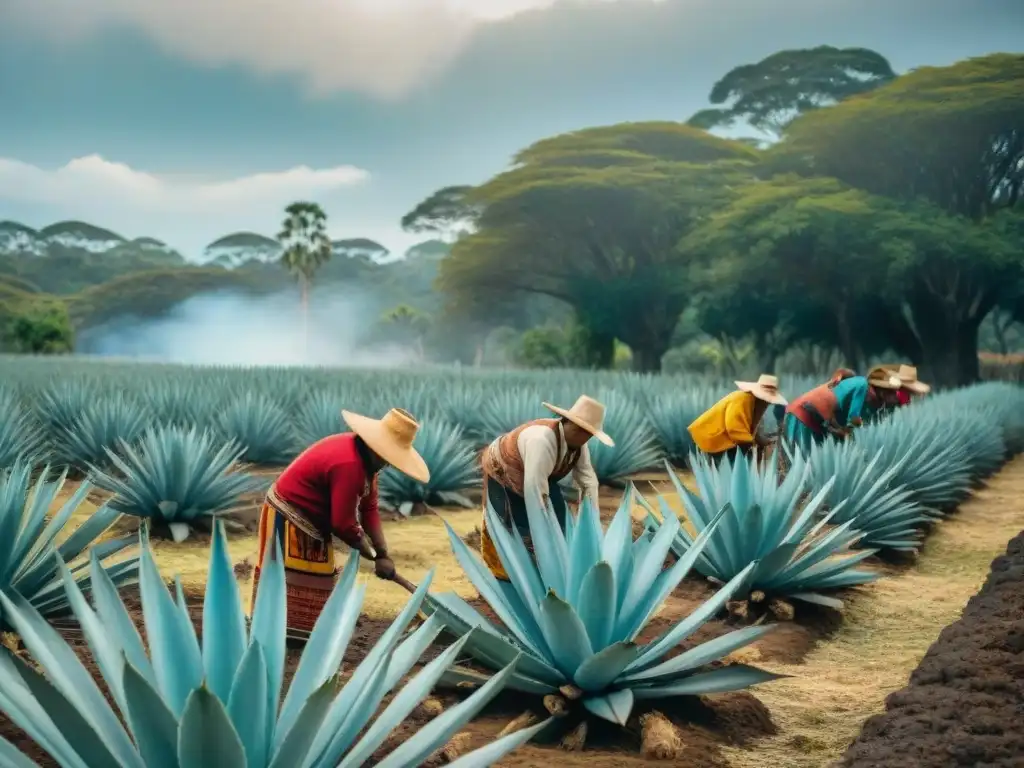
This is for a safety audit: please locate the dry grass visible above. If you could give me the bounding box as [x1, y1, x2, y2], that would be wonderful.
[719, 455, 1024, 768]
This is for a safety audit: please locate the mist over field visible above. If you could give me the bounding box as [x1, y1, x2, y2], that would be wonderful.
[76, 289, 420, 367]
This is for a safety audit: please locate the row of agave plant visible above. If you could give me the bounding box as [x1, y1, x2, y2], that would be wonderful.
[0, 381, 1018, 762]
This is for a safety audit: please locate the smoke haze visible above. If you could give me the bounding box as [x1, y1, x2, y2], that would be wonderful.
[77, 289, 421, 368]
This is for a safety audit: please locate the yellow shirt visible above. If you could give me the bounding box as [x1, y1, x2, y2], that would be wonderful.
[688, 391, 757, 454]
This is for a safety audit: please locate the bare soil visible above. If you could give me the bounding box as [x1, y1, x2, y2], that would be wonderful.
[838, 528, 1024, 768]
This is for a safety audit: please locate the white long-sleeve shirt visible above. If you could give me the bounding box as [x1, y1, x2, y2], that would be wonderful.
[517, 421, 600, 510]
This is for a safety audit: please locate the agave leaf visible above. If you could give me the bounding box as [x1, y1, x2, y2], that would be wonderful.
[575, 561, 616, 652]
[248, 535, 287, 745]
[439, 664, 556, 695]
[374, 655, 523, 768]
[623, 626, 776, 683]
[382, 615, 448, 692]
[0, 734, 41, 768]
[177, 686, 247, 768]
[203, 522, 248, 705]
[267, 681, 336, 768]
[574, 642, 641, 692]
[168, 522, 192, 543]
[788, 592, 846, 610]
[89, 549, 156, 686]
[582, 688, 634, 725]
[537, 591, 593, 678]
[226, 642, 269, 768]
[523, 490, 570, 598]
[122, 660, 181, 768]
[632, 664, 787, 698]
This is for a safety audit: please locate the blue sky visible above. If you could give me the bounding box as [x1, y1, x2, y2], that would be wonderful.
[0, 0, 1021, 259]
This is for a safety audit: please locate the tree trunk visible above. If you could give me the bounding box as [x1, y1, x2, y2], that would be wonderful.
[912, 302, 985, 389]
[300, 276, 310, 363]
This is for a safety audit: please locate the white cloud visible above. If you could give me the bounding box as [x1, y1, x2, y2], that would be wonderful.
[1, 0, 662, 99]
[0, 154, 372, 255]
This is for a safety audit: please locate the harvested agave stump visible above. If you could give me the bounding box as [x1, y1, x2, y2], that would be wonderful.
[728, 591, 797, 623]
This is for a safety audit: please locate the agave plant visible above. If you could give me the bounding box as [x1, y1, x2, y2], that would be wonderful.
[293, 390, 349, 447]
[34, 379, 98, 448]
[143, 379, 216, 427]
[217, 391, 298, 465]
[378, 418, 480, 515]
[850, 410, 975, 511]
[0, 460, 138, 629]
[423, 486, 783, 746]
[645, 453, 879, 610]
[587, 391, 665, 484]
[797, 440, 939, 552]
[645, 389, 720, 466]
[0, 388, 45, 469]
[0, 522, 549, 766]
[477, 389, 548, 445]
[89, 425, 265, 542]
[54, 397, 154, 473]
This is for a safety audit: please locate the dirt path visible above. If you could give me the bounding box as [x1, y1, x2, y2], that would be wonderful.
[719, 455, 1024, 768]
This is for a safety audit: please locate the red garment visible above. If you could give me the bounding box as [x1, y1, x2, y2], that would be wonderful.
[274, 433, 381, 547]
[786, 384, 839, 434]
[896, 390, 911, 406]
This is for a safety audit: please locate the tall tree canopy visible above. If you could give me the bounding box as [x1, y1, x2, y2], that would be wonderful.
[278, 201, 332, 358]
[688, 46, 896, 139]
[401, 185, 482, 242]
[440, 122, 758, 370]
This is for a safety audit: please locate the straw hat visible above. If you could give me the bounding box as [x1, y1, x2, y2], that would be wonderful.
[867, 367, 903, 390]
[895, 364, 930, 394]
[341, 408, 430, 483]
[735, 374, 787, 406]
[542, 395, 615, 446]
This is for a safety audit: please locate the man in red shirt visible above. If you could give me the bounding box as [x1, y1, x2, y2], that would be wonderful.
[251, 407, 429, 634]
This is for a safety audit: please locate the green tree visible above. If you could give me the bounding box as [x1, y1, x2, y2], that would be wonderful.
[6, 301, 74, 354]
[377, 304, 431, 360]
[401, 185, 482, 243]
[769, 53, 1024, 383]
[439, 122, 758, 371]
[278, 201, 332, 359]
[688, 45, 896, 140]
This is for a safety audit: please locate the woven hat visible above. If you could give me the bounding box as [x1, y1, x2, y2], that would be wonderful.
[341, 408, 430, 483]
[895, 364, 930, 394]
[867, 367, 903, 390]
[735, 374, 787, 406]
[543, 395, 614, 446]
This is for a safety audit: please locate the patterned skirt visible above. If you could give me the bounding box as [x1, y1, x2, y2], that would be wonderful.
[479, 474, 567, 582]
[250, 489, 337, 635]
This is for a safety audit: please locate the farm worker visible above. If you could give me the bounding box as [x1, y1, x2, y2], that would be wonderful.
[892, 364, 931, 403]
[251, 408, 429, 634]
[479, 395, 611, 582]
[861, 366, 912, 422]
[782, 368, 901, 453]
[688, 374, 788, 465]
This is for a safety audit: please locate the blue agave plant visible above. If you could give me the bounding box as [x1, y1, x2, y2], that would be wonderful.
[645, 453, 879, 611]
[477, 389, 548, 445]
[585, 391, 665, 484]
[797, 440, 939, 553]
[55, 397, 154, 472]
[34, 379, 98, 448]
[89, 425, 265, 542]
[424, 486, 784, 742]
[378, 418, 480, 515]
[0, 460, 138, 629]
[646, 389, 720, 466]
[217, 391, 298, 465]
[0, 388, 45, 469]
[0, 522, 549, 766]
[143, 379, 216, 427]
[293, 390, 349, 447]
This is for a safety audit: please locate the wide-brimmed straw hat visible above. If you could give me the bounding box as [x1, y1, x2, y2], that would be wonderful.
[342, 408, 430, 483]
[543, 395, 615, 447]
[894, 364, 930, 394]
[867, 367, 903, 390]
[735, 374, 787, 406]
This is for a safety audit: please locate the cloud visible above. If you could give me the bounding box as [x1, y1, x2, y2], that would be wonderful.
[1, 0, 663, 99]
[0, 154, 370, 254]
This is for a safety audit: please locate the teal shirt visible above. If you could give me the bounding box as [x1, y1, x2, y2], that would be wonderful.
[832, 376, 870, 424]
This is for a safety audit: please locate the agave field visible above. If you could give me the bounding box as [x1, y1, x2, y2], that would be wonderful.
[0, 354, 1022, 766]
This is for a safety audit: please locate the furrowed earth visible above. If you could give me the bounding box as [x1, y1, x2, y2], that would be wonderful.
[4, 459, 1023, 766]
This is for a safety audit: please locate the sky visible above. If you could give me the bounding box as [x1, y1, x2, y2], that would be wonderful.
[0, 0, 1022, 260]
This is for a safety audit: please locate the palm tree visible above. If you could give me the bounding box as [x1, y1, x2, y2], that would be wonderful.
[277, 201, 332, 360]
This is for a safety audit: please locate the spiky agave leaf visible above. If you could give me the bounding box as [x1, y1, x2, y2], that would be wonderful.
[0, 460, 138, 629]
[142, 378, 217, 428]
[34, 379, 98, 449]
[646, 388, 721, 466]
[88, 425, 264, 542]
[588, 390, 665, 483]
[797, 440, 938, 552]
[379, 417, 480, 514]
[293, 390, 350, 447]
[0, 388, 46, 469]
[217, 391, 298, 465]
[0, 522, 547, 766]
[646, 454, 879, 609]
[54, 397, 154, 473]
[478, 389, 549, 444]
[425, 486, 784, 727]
